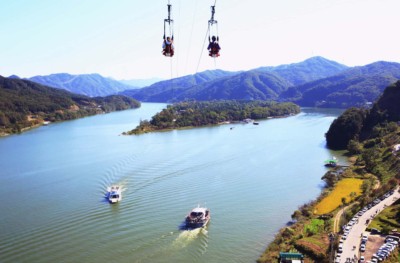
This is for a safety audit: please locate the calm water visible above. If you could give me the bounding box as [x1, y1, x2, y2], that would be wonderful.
[0, 104, 344, 263]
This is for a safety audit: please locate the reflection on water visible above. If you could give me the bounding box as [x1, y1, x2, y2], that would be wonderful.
[0, 104, 343, 263]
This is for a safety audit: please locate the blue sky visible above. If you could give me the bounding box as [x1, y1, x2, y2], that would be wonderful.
[1, 0, 399, 80]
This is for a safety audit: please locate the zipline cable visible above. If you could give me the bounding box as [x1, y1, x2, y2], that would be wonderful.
[195, 26, 211, 73]
[184, 0, 198, 76]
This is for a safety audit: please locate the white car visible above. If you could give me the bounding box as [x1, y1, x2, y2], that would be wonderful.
[360, 244, 366, 252]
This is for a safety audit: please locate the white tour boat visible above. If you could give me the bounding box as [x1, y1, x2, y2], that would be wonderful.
[106, 185, 122, 204]
[185, 205, 210, 229]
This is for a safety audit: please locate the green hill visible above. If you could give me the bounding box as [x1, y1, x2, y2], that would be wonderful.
[0, 76, 140, 135]
[284, 61, 400, 108]
[326, 80, 400, 150]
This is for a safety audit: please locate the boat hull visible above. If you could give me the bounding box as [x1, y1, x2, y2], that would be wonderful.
[185, 218, 210, 229]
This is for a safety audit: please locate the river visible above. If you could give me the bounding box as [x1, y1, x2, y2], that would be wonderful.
[0, 103, 344, 263]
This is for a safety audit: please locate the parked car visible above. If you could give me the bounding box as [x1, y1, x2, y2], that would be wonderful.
[360, 244, 366, 252]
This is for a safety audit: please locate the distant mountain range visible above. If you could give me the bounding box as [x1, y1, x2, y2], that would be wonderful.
[121, 56, 400, 108]
[121, 69, 238, 102]
[28, 73, 137, 97]
[19, 56, 400, 108]
[255, 56, 349, 86]
[284, 61, 400, 108]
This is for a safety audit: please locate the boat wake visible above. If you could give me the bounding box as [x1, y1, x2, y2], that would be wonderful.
[172, 228, 203, 249]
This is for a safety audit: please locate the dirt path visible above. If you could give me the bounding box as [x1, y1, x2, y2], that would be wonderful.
[333, 204, 355, 233]
[334, 206, 347, 233]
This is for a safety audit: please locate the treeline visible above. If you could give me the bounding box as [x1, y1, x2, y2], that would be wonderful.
[126, 100, 300, 134]
[0, 76, 140, 135]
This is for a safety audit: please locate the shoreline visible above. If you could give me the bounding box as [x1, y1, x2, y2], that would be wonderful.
[257, 151, 399, 262]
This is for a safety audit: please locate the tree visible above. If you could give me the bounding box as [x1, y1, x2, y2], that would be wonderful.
[321, 171, 337, 188]
[0, 112, 9, 126]
[347, 139, 362, 155]
[341, 197, 347, 206]
[291, 210, 302, 222]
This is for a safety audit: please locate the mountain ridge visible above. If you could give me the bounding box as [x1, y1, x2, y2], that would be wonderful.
[121, 56, 349, 103]
[28, 73, 137, 97]
[285, 61, 400, 108]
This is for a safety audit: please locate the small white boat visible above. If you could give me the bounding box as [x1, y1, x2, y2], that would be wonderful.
[106, 185, 122, 204]
[185, 205, 210, 229]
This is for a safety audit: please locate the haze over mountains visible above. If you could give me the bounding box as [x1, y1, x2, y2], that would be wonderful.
[28, 73, 137, 97]
[118, 78, 164, 88]
[21, 56, 400, 108]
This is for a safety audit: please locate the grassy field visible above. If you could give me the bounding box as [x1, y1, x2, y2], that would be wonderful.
[314, 178, 363, 215]
[368, 198, 400, 233]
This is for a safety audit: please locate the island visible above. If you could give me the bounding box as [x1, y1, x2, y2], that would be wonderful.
[124, 100, 301, 135]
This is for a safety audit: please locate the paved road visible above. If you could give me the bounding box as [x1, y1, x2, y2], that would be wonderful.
[338, 187, 400, 263]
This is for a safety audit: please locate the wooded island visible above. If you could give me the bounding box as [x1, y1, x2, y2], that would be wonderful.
[125, 100, 301, 135]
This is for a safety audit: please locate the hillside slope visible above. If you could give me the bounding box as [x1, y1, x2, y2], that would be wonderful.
[176, 71, 291, 101]
[283, 61, 400, 108]
[0, 76, 140, 135]
[326, 80, 400, 149]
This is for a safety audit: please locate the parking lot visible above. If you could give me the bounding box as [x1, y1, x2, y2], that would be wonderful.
[335, 187, 400, 263]
[363, 235, 385, 261]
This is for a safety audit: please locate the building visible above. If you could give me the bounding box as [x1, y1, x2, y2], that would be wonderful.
[278, 252, 304, 263]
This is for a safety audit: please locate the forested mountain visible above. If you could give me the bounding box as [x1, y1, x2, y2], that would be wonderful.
[255, 56, 348, 86]
[175, 71, 291, 101]
[282, 61, 400, 108]
[0, 76, 140, 135]
[326, 80, 400, 149]
[121, 57, 348, 103]
[121, 69, 237, 102]
[29, 73, 137, 97]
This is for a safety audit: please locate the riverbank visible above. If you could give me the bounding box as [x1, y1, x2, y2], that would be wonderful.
[0, 121, 43, 137]
[257, 125, 400, 262]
